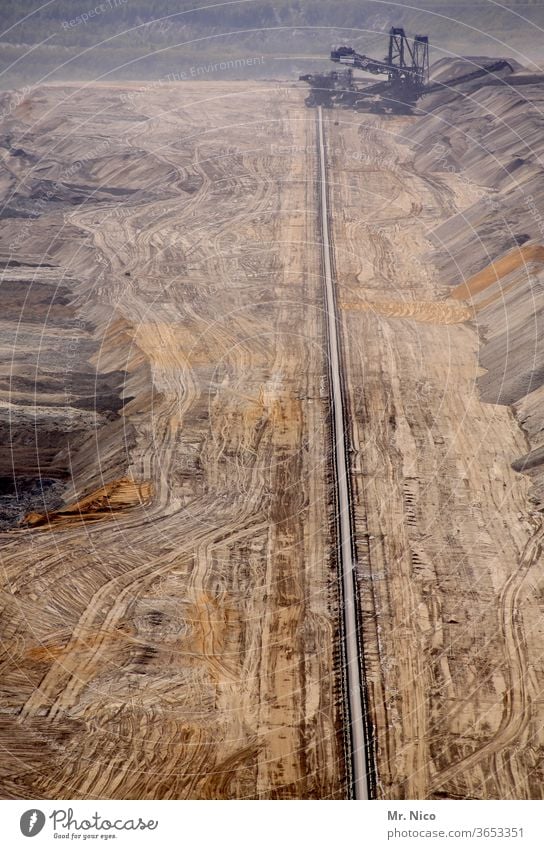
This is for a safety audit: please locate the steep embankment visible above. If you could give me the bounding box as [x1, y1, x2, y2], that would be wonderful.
[407, 66, 544, 508]
[0, 88, 159, 526]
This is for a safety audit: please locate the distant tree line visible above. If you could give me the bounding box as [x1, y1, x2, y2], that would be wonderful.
[2, 1, 537, 47]
[0, 1, 538, 89]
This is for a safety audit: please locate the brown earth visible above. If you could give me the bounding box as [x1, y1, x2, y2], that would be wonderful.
[1, 79, 544, 801]
[0, 82, 345, 800]
[22, 478, 153, 528]
[326, 110, 544, 799]
[451, 244, 544, 302]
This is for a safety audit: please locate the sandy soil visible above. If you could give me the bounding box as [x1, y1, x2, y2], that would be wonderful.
[1, 81, 544, 801]
[326, 111, 544, 799]
[0, 83, 345, 799]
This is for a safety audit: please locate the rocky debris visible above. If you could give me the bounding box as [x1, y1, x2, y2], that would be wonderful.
[22, 477, 153, 528]
[0, 475, 63, 530]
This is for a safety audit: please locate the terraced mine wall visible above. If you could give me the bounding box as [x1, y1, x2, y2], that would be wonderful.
[0, 90, 155, 526]
[0, 261, 148, 526]
[407, 70, 544, 508]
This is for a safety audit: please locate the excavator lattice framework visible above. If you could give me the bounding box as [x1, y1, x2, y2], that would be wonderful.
[300, 27, 512, 114]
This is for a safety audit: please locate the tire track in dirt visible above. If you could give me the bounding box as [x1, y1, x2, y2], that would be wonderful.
[1, 83, 345, 799]
[431, 520, 544, 795]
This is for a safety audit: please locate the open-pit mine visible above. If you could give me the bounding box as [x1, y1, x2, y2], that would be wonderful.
[1, 62, 544, 800]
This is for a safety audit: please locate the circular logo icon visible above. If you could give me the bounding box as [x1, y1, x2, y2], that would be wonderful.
[20, 810, 46, 837]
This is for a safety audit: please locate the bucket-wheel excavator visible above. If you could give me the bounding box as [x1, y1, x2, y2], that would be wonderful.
[300, 27, 513, 114]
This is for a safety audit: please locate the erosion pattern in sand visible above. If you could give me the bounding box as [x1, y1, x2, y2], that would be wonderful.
[0, 83, 345, 800]
[1, 79, 544, 800]
[327, 100, 544, 799]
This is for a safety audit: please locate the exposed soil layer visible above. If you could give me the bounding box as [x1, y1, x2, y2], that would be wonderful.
[0, 266, 138, 525]
[0, 83, 345, 800]
[0, 476, 63, 530]
[324, 62, 544, 798]
[22, 478, 153, 528]
[1, 75, 544, 801]
[408, 68, 544, 505]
